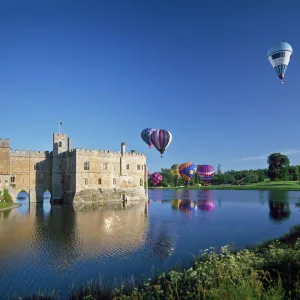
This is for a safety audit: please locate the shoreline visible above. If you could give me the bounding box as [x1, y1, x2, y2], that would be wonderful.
[0, 203, 22, 212]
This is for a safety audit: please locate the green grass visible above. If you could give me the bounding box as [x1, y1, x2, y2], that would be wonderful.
[150, 181, 300, 191]
[0, 202, 13, 209]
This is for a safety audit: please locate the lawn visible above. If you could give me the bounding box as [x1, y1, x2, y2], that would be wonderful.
[0, 202, 13, 209]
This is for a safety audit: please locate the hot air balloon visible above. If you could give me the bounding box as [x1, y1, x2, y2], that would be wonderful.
[179, 162, 197, 186]
[151, 129, 172, 158]
[267, 42, 293, 84]
[170, 164, 180, 176]
[150, 172, 163, 187]
[141, 128, 156, 148]
[197, 165, 215, 184]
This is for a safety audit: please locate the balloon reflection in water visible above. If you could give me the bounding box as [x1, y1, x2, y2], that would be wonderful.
[171, 199, 181, 210]
[197, 190, 216, 212]
[177, 200, 197, 215]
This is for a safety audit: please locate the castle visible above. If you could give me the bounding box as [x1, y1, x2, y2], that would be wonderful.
[0, 133, 148, 203]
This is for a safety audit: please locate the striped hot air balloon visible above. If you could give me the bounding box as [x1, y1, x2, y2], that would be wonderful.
[197, 165, 215, 183]
[179, 162, 197, 185]
[267, 42, 293, 84]
[151, 129, 172, 158]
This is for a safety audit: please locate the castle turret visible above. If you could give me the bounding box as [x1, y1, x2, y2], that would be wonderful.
[0, 139, 10, 192]
[52, 133, 68, 200]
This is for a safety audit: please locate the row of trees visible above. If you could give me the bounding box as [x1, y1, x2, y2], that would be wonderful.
[148, 153, 299, 187]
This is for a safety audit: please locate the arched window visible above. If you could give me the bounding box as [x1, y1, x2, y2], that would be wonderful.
[59, 141, 62, 147]
[140, 178, 143, 186]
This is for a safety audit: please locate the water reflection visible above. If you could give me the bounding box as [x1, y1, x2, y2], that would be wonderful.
[171, 190, 216, 213]
[268, 190, 291, 223]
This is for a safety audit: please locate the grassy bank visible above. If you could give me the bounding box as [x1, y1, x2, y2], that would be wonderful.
[0, 202, 13, 209]
[18, 225, 300, 300]
[150, 181, 300, 191]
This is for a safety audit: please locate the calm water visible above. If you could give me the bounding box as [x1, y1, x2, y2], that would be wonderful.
[1, 189, 300, 298]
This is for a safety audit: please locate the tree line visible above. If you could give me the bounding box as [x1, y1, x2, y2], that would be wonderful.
[148, 153, 300, 187]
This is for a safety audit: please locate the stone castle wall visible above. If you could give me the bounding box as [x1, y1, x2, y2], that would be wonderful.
[0, 134, 148, 203]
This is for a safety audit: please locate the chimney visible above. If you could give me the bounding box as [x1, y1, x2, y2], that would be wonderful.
[121, 142, 126, 155]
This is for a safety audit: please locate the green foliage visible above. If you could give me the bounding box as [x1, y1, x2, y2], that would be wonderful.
[267, 153, 290, 181]
[2, 188, 13, 203]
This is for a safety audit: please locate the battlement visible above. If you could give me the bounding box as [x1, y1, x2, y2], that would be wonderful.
[0, 139, 10, 148]
[10, 150, 52, 158]
[70, 148, 145, 157]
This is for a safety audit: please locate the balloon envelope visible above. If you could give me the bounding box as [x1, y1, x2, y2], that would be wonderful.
[267, 42, 293, 83]
[170, 164, 180, 176]
[179, 162, 197, 183]
[151, 129, 172, 155]
[150, 172, 163, 186]
[197, 165, 215, 182]
[141, 128, 156, 148]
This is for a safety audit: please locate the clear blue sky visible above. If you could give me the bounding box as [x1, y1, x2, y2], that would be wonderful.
[1, 0, 300, 173]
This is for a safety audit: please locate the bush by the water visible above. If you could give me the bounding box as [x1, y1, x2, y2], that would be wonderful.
[0, 188, 13, 203]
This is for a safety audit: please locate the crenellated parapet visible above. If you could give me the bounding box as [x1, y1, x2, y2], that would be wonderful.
[0, 138, 10, 148]
[10, 150, 52, 158]
[72, 148, 145, 157]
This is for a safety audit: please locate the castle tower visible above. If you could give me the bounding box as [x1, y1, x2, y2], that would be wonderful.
[0, 139, 10, 192]
[52, 133, 68, 200]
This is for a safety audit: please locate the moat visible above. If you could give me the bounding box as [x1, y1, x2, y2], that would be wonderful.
[1, 189, 300, 298]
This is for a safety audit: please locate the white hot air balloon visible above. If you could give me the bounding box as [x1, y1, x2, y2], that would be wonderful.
[267, 42, 293, 84]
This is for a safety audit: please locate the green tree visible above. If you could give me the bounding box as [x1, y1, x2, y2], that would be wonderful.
[296, 166, 300, 184]
[244, 173, 259, 184]
[217, 164, 222, 175]
[258, 170, 265, 182]
[3, 188, 13, 203]
[267, 153, 290, 181]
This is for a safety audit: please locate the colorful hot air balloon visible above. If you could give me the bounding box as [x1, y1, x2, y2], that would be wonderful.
[170, 164, 180, 176]
[150, 172, 163, 187]
[267, 42, 293, 84]
[179, 162, 197, 185]
[197, 165, 215, 183]
[141, 128, 156, 148]
[151, 129, 172, 158]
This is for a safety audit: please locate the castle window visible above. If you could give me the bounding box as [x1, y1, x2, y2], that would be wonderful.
[59, 141, 62, 147]
[10, 176, 15, 183]
[126, 164, 130, 170]
[103, 163, 108, 170]
[84, 161, 90, 170]
[34, 164, 40, 171]
[85, 178, 88, 185]
[140, 178, 143, 186]
[113, 178, 116, 185]
[137, 165, 141, 170]
[98, 178, 102, 185]
[112, 165, 116, 171]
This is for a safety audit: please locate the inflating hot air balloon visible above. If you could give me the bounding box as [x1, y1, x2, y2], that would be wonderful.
[150, 172, 163, 187]
[141, 128, 156, 148]
[170, 164, 180, 176]
[267, 42, 293, 84]
[197, 165, 215, 183]
[179, 162, 197, 186]
[151, 129, 172, 158]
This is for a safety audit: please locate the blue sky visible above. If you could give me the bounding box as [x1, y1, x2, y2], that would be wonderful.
[1, 0, 300, 173]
